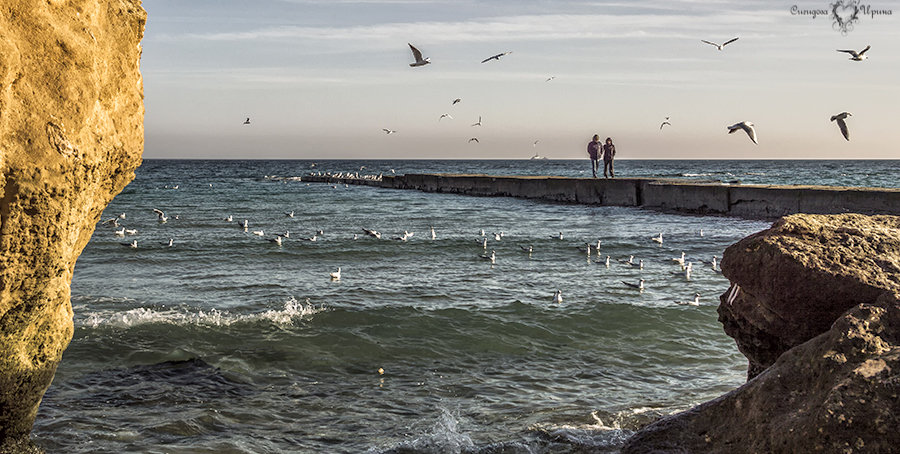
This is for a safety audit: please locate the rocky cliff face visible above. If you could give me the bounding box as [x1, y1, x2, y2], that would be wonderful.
[0, 0, 145, 449]
[718, 214, 900, 379]
[622, 292, 900, 454]
[622, 214, 900, 453]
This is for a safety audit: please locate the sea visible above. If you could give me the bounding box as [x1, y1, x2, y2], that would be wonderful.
[31, 160, 899, 453]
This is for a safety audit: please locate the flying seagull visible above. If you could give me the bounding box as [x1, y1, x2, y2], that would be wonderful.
[452, 98, 461, 105]
[546, 76, 555, 82]
[408, 43, 431, 67]
[243, 117, 251, 125]
[468, 137, 479, 143]
[440, 113, 453, 121]
[152, 209, 168, 223]
[471, 116, 482, 127]
[727, 121, 758, 144]
[481, 51, 512, 63]
[660, 116, 671, 130]
[830, 112, 852, 141]
[837, 45, 870, 61]
[382, 128, 397, 134]
[701, 37, 739, 51]
[533, 140, 540, 147]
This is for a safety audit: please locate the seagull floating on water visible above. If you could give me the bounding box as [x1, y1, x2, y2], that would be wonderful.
[830, 112, 852, 141]
[651, 233, 663, 244]
[164, 238, 174, 248]
[701, 37, 739, 51]
[521, 245, 533, 255]
[285, 211, 294, 218]
[619, 255, 635, 265]
[623, 279, 645, 290]
[482, 250, 496, 265]
[675, 293, 701, 306]
[268, 236, 283, 246]
[430, 226, 436, 240]
[672, 251, 686, 268]
[114, 227, 125, 237]
[727, 121, 758, 144]
[552, 290, 562, 304]
[103, 217, 119, 227]
[252, 230, 265, 236]
[408, 43, 431, 67]
[481, 51, 512, 63]
[837, 45, 870, 61]
[330, 267, 341, 281]
[122, 239, 138, 248]
[630, 259, 644, 270]
[125, 228, 138, 236]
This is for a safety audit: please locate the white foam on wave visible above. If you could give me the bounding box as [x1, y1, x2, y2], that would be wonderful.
[79, 297, 326, 329]
[373, 408, 474, 454]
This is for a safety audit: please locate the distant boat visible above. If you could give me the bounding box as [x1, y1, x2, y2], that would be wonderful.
[530, 153, 548, 160]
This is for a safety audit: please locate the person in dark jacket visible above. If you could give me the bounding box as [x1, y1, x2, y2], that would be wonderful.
[602, 137, 616, 178]
[587, 134, 601, 178]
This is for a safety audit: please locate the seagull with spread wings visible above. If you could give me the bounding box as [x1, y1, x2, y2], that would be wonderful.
[659, 116, 671, 130]
[727, 121, 758, 145]
[701, 37, 739, 51]
[408, 43, 431, 67]
[830, 112, 852, 141]
[481, 51, 512, 63]
[837, 45, 870, 61]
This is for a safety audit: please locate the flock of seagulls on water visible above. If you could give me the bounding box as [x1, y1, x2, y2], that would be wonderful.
[103, 190, 723, 307]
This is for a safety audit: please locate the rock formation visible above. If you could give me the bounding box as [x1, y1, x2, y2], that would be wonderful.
[718, 214, 900, 379]
[0, 1, 145, 450]
[622, 214, 900, 453]
[622, 292, 900, 454]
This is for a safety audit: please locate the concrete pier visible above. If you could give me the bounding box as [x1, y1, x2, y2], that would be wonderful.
[303, 174, 900, 219]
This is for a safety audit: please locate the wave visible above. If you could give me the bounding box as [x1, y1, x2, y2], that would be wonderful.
[77, 297, 326, 329]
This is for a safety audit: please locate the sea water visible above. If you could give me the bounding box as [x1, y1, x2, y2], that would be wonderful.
[31, 160, 895, 453]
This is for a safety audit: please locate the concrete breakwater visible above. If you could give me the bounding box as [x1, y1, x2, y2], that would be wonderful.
[302, 173, 900, 219]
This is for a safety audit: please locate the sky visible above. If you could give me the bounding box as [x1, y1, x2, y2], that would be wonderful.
[141, 0, 900, 159]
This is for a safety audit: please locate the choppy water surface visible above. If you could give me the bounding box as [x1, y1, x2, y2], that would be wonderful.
[34, 159, 884, 453]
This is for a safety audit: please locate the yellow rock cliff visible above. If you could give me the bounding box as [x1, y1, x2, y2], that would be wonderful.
[0, 0, 145, 449]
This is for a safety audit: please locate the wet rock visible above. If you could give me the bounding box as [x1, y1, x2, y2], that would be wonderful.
[622, 293, 900, 454]
[0, 0, 145, 450]
[718, 214, 900, 379]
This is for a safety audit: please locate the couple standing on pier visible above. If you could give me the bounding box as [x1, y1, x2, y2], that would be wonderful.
[587, 135, 616, 178]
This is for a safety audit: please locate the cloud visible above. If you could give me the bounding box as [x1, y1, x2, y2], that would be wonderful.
[161, 10, 784, 47]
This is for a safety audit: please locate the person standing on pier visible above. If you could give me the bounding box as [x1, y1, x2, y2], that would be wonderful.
[587, 134, 601, 178]
[602, 137, 616, 178]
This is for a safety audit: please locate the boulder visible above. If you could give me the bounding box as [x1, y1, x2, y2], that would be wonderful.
[718, 214, 900, 379]
[0, 0, 145, 450]
[622, 293, 900, 454]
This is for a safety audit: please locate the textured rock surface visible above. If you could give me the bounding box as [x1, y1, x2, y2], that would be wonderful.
[718, 214, 900, 379]
[0, 0, 145, 449]
[622, 293, 900, 454]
